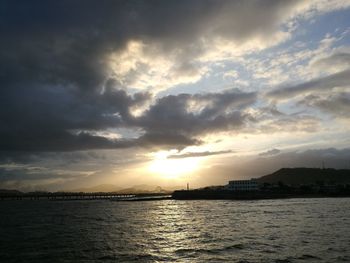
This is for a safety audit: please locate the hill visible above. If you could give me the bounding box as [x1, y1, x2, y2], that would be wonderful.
[257, 168, 350, 185]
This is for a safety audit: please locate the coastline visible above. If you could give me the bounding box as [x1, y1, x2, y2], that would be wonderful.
[1, 191, 350, 202]
[171, 189, 350, 200]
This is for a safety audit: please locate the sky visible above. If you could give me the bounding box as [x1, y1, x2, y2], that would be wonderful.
[1, 0, 350, 191]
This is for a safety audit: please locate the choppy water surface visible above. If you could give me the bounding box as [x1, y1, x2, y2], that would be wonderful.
[1, 198, 350, 262]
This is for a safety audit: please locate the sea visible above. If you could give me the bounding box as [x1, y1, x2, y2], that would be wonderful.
[0, 198, 349, 262]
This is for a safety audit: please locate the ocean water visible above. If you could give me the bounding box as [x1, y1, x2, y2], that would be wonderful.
[0, 198, 349, 262]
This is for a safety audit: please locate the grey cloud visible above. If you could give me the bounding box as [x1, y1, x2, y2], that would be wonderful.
[266, 51, 350, 122]
[168, 150, 233, 159]
[258, 114, 320, 133]
[0, 83, 152, 151]
[0, 131, 131, 152]
[312, 52, 350, 70]
[0, 128, 199, 152]
[135, 133, 201, 150]
[267, 69, 350, 99]
[0, 82, 150, 131]
[138, 90, 257, 136]
[259, 148, 281, 157]
[258, 105, 284, 117]
[0, 149, 149, 176]
[0, 86, 255, 151]
[248, 105, 321, 134]
[298, 93, 350, 118]
[0, 166, 81, 182]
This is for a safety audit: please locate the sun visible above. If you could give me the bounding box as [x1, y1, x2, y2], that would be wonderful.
[148, 151, 200, 179]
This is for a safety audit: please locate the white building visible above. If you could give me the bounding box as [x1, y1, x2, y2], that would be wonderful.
[226, 179, 259, 191]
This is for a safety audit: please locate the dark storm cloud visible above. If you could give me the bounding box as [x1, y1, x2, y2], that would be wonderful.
[0, 0, 298, 87]
[138, 90, 257, 136]
[0, 82, 150, 131]
[0, 130, 132, 152]
[0, 82, 152, 151]
[0, 86, 256, 151]
[0, 0, 302, 152]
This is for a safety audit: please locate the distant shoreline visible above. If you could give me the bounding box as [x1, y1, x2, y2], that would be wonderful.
[1, 191, 350, 202]
[172, 190, 350, 200]
[1, 167, 350, 201]
[0, 192, 171, 201]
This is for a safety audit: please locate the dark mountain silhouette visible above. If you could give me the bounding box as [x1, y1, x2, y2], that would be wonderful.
[257, 168, 350, 185]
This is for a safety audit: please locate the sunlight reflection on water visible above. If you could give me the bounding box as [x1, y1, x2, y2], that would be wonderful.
[1, 198, 350, 262]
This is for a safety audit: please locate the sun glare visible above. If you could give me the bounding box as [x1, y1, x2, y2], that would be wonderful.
[149, 151, 200, 179]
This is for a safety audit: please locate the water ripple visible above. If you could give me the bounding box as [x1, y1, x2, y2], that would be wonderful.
[0, 198, 349, 262]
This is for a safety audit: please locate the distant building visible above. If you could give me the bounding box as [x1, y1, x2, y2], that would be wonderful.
[226, 179, 259, 191]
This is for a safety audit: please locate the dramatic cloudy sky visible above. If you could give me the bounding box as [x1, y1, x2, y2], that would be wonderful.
[1, 0, 350, 191]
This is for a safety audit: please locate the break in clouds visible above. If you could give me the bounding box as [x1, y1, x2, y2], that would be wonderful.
[1, 0, 350, 190]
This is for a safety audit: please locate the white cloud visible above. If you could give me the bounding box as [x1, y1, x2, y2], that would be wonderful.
[107, 40, 208, 92]
[105, 1, 350, 94]
[223, 70, 238, 80]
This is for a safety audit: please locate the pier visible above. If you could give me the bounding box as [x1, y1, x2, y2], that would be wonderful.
[0, 192, 137, 201]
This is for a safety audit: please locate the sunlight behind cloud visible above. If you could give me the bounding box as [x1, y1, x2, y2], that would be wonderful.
[1, 0, 350, 191]
[148, 151, 200, 179]
[107, 40, 206, 92]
